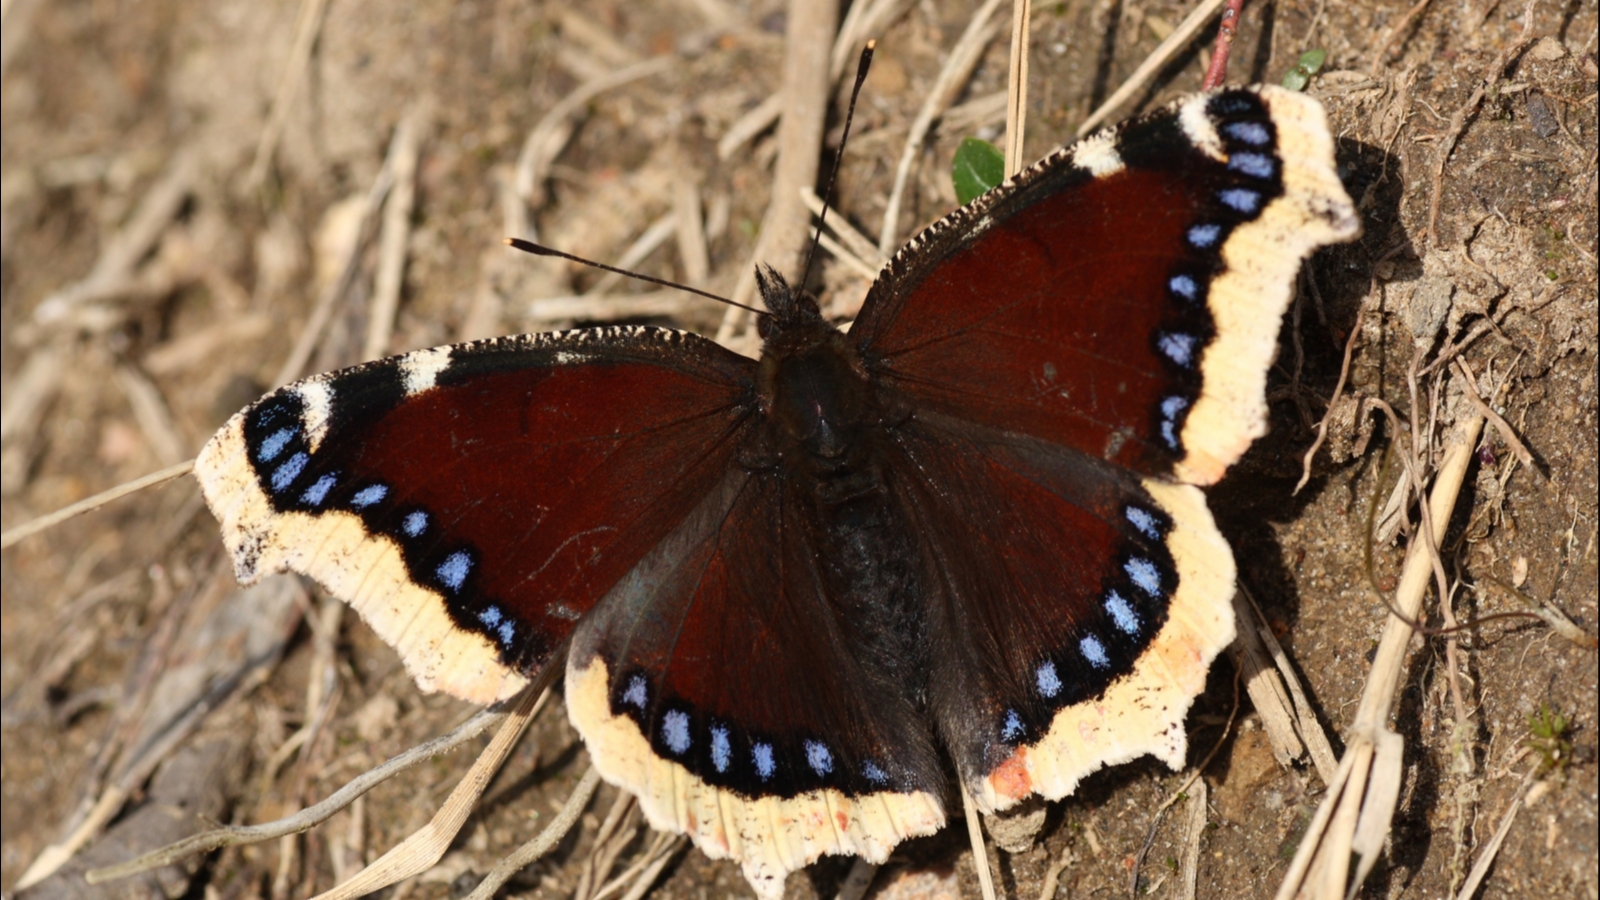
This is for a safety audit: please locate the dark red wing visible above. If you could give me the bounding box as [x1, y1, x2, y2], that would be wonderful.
[853, 88, 1359, 486]
[195, 326, 756, 703]
[884, 411, 1236, 808]
[564, 468, 946, 893]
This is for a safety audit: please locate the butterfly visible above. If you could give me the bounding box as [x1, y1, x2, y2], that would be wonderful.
[195, 85, 1358, 896]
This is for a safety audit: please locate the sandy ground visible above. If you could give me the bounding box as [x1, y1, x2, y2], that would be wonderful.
[2, 1, 1596, 898]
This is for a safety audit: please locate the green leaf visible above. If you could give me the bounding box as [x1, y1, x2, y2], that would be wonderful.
[1299, 49, 1328, 74]
[952, 137, 1005, 205]
[1281, 49, 1329, 91]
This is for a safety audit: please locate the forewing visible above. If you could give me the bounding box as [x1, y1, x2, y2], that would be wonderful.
[886, 412, 1236, 810]
[853, 86, 1358, 486]
[196, 326, 755, 704]
[566, 467, 946, 899]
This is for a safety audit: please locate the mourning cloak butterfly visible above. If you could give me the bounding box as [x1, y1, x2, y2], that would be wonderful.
[196, 86, 1358, 895]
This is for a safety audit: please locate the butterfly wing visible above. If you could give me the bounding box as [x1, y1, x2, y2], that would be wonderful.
[887, 411, 1234, 810]
[196, 327, 756, 704]
[854, 87, 1356, 807]
[565, 466, 946, 898]
[852, 86, 1359, 487]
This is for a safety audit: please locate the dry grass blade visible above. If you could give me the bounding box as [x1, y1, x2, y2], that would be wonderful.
[363, 108, 424, 363]
[1, 459, 194, 549]
[309, 686, 546, 900]
[800, 186, 888, 271]
[85, 704, 508, 884]
[1075, 0, 1226, 137]
[1452, 766, 1538, 900]
[595, 832, 685, 900]
[114, 361, 189, 466]
[247, 0, 329, 189]
[1177, 779, 1207, 900]
[32, 148, 198, 325]
[833, 858, 880, 900]
[461, 766, 604, 900]
[272, 150, 395, 388]
[1274, 413, 1486, 900]
[1004, 0, 1032, 177]
[959, 783, 999, 900]
[514, 56, 674, 210]
[716, 0, 838, 342]
[877, 0, 1006, 254]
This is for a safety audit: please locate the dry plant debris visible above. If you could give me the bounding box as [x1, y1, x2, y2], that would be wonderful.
[3, 1, 1595, 899]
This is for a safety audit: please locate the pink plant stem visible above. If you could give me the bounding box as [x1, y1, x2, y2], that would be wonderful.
[1202, 0, 1247, 89]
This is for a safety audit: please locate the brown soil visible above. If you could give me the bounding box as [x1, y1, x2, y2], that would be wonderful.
[3, 1, 1595, 899]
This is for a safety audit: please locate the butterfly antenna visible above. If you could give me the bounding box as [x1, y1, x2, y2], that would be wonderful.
[798, 39, 877, 289]
[504, 238, 766, 316]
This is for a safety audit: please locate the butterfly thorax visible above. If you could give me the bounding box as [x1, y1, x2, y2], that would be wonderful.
[755, 269, 931, 705]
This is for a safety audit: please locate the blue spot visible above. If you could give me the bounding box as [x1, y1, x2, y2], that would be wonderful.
[752, 742, 776, 780]
[351, 484, 388, 508]
[479, 605, 503, 627]
[1036, 661, 1062, 698]
[1126, 557, 1162, 597]
[1105, 591, 1141, 635]
[711, 726, 731, 773]
[1126, 506, 1160, 540]
[662, 710, 691, 754]
[1218, 187, 1261, 213]
[257, 427, 296, 462]
[1169, 274, 1199, 301]
[1187, 223, 1222, 248]
[436, 552, 471, 592]
[1160, 396, 1189, 448]
[271, 452, 309, 493]
[1080, 635, 1110, 668]
[1002, 709, 1025, 741]
[1229, 152, 1275, 179]
[863, 761, 889, 785]
[622, 675, 647, 709]
[300, 473, 337, 506]
[1224, 121, 1271, 146]
[1158, 332, 1198, 366]
[496, 621, 515, 645]
[805, 740, 833, 775]
[402, 511, 428, 537]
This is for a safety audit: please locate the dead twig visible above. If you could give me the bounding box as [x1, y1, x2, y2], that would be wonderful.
[1076, 0, 1227, 137]
[1003, 0, 1032, 177]
[363, 109, 425, 363]
[247, 0, 330, 190]
[86, 704, 510, 883]
[716, 0, 839, 345]
[1, 460, 195, 550]
[1274, 413, 1486, 900]
[461, 767, 604, 900]
[878, 0, 1006, 254]
[1200, 0, 1247, 90]
[1369, 0, 1435, 75]
[308, 686, 548, 900]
